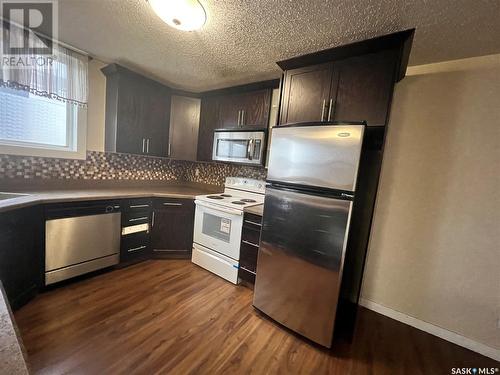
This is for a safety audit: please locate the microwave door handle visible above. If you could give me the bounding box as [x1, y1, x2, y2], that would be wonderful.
[247, 139, 254, 160]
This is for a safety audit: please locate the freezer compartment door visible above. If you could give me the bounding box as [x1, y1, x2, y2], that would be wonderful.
[267, 124, 364, 192]
[253, 186, 352, 347]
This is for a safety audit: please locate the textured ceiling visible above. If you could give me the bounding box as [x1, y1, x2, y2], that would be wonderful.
[58, 0, 500, 92]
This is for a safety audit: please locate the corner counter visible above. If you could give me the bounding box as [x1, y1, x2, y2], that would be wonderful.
[0, 283, 29, 374]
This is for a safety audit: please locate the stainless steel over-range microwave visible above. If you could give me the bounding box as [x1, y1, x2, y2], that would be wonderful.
[212, 129, 266, 165]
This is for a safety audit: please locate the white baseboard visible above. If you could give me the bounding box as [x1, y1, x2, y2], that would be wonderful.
[359, 298, 500, 362]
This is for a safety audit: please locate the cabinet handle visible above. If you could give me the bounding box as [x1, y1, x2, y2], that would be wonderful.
[168, 143, 172, 157]
[242, 240, 259, 248]
[237, 110, 241, 126]
[163, 202, 183, 206]
[142, 138, 145, 153]
[128, 216, 149, 222]
[321, 100, 327, 121]
[328, 98, 334, 121]
[241, 110, 245, 126]
[130, 204, 150, 209]
[146, 139, 150, 153]
[152, 211, 155, 228]
[244, 219, 262, 227]
[128, 245, 147, 253]
[239, 266, 256, 275]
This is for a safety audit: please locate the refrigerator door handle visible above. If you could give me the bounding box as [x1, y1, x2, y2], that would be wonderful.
[328, 98, 334, 121]
[320, 99, 327, 121]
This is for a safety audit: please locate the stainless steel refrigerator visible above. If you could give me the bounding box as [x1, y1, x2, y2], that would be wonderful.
[253, 123, 365, 348]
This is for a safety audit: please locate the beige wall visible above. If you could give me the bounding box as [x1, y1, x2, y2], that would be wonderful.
[361, 54, 500, 350]
[87, 59, 107, 151]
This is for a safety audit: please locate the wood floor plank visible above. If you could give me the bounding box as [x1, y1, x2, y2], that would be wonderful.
[14, 260, 499, 374]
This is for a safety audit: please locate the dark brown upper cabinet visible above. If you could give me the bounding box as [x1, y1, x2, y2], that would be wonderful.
[331, 50, 398, 126]
[277, 29, 414, 127]
[218, 89, 272, 129]
[196, 80, 279, 162]
[102, 64, 171, 157]
[280, 63, 333, 124]
[196, 96, 219, 162]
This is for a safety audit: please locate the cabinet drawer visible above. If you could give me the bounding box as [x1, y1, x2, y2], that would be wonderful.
[122, 211, 150, 226]
[240, 242, 258, 272]
[153, 198, 193, 210]
[121, 232, 150, 261]
[241, 226, 261, 248]
[238, 266, 256, 284]
[243, 213, 262, 231]
[123, 199, 152, 212]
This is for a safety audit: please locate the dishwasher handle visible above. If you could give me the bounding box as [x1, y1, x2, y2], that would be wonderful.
[45, 201, 122, 220]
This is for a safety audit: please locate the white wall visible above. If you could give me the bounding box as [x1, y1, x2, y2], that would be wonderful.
[361, 54, 500, 355]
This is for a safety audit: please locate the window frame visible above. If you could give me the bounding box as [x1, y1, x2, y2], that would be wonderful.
[0, 94, 87, 160]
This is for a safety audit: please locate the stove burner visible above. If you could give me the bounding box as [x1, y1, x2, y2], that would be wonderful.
[220, 194, 232, 197]
[240, 198, 256, 203]
[231, 201, 247, 205]
[207, 195, 224, 200]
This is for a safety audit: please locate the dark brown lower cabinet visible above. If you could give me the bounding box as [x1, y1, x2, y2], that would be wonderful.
[120, 199, 152, 266]
[238, 212, 263, 285]
[151, 198, 195, 259]
[0, 207, 42, 310]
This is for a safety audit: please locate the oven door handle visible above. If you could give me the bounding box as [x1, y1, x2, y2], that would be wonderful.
[194, 200, 244, 216]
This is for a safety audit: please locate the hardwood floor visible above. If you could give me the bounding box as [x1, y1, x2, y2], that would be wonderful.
[14, 260, 498, 374]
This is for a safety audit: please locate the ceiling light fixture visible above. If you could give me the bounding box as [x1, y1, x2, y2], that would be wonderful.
[337, 132, 351, 138]
[148, 0, 207, 31]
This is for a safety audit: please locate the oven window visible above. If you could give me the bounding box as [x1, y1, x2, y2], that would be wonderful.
[202, 212, 231, 242]
[216, 139, 248, 159]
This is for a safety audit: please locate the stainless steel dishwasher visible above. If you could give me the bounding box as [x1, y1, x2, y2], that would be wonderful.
[45, 201, 121, 285]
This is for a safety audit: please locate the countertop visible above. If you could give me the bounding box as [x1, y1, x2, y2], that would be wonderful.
[0, 283, 29, 375]
[0, 183, 222, 213]
[244, 204, 264, 217]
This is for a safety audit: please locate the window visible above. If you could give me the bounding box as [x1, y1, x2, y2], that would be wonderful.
[0, 86, 86, 159]
[0, 86, 78, 151]
[0, 22, 88, 159]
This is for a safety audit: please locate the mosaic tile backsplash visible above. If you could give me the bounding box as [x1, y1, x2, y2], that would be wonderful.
[0, 151, 267, 186]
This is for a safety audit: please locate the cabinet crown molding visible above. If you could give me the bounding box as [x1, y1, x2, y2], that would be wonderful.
[276, 29, 415, 82]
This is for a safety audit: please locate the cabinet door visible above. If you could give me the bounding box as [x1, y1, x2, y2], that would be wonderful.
[116, 75, 148, 155]
[279, 62, 333, 125]
[0, 207, 41, 310]
[169, 96, 201, 160]
[241, 89, 271, 127]
[218, 94, 244, 129]
[197, 96, 219, 161]
[103, 64, 171, 156]
[151, 199, 195, 258]
[144, 83, 170, 157]
[331, 50, 397, 126]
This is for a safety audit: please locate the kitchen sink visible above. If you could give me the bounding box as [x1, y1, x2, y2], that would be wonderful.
[0, 192, 29, 201]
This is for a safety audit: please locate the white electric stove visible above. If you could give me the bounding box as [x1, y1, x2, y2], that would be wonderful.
[192, 177, 265, 284]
